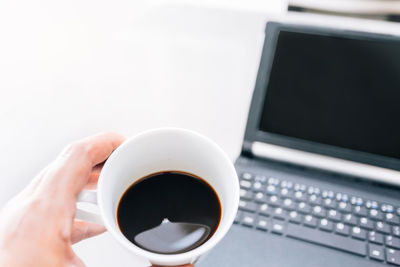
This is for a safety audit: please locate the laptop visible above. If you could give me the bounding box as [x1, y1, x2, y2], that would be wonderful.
[198, 21, 400, 266]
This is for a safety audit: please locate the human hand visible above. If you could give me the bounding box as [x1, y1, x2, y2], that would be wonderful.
[0, 132, 125, 267]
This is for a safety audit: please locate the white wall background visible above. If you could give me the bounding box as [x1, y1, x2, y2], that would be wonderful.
[0, 1, 287, 265]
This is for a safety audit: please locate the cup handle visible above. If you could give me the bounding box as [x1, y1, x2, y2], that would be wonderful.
[75, 190, 103, 225]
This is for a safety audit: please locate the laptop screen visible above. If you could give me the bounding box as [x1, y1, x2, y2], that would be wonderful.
[259, 30, 400, 161]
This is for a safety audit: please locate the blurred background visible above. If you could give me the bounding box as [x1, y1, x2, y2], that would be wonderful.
[1, 0, 399, 266]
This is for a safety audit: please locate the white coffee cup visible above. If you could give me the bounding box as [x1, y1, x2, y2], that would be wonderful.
[76, 128, 240, 266]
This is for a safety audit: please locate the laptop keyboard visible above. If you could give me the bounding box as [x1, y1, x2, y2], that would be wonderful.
[235, 172, 400, 265]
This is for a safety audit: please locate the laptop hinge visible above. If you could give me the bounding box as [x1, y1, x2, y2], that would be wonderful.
[241, 140, 254, 158]
[251, 141, 400, 187]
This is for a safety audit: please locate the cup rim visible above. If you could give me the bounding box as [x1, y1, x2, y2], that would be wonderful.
[97, 127, 240, 264]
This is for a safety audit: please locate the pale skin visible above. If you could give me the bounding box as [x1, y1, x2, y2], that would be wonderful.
[0, 132, 193, 267]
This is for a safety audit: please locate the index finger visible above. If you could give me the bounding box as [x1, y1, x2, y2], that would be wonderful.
[77, 132, 126, 166]
[43, 132, 125, 195]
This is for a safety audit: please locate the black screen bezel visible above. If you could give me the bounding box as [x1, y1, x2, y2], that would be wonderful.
[244, 22, 400, 171]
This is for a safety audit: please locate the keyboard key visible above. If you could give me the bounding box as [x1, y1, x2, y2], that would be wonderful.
[294, 191, 307, 201]
[327, 190, 335, 199]
[307, 186, 317, 195]
[327, 209, 341, 222]
[338, 202, 351, 213]
[240, 189, 253, 200]
[386, 213, 400, 225]
[299, 184, 307, 192]
[386, 236, 400, 249]
[304, 215, 317, 228]
[294, 183, 306, 192]
[280, 188, 293, 198]
[352, 226, 367, 240]
[335, 222, 350, 236]
[273, 207, 285, 220]
[280, 180, 293, 189]
[369, 209, 383, 220]
[366, 201, 378, 210]
[241, 172, 253, 180]
[271, 220, 285, 234]
[336, 193, 349, 203]
[350, 196, 363, 206]
[376, 221, 391, 234]
[387, 248, 400, 266]
[240, 180, 252, 189]
[254, 175, 267, 184]
[393, 226, 400, 237]
[323, 198, 336, 209]
[267, 195, 281, 206]
[287, 223, 366, 256]
[312, 206, 326, 218]
[297, 202, 311, 214]
[369, 244, 384, 261]
[256, 216, 269, 231]
[268, 177, 279, 186]
[354, 205, 368, 217]
[309, 194, 322, 205]
[266, 185, 277, 195]
[360, 217, 374, 230]
[241, 212, 256, 227]
[313, 187, 321, 196]
[289, 211, 301, 224]
[239, 200, 257, 212]
[319, 218, 333, 232]
[381, 204, 394, 213]
[282, 198, 296, 210]
[343, 214, 358, 226]
[280, 180, 289, 188]
[259, 203, 271, 216]
[253, 182, 266, 192]
[254, 192, 267, 203]
[234, 211, 242, 224]
[322, 190, 334, 199]
[369, 231, 384, 244]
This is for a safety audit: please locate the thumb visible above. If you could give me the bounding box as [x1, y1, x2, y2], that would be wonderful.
[71, 220, 106, 244]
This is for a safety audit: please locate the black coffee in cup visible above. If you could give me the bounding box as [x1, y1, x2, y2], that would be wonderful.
[117, 171, 222, 254]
